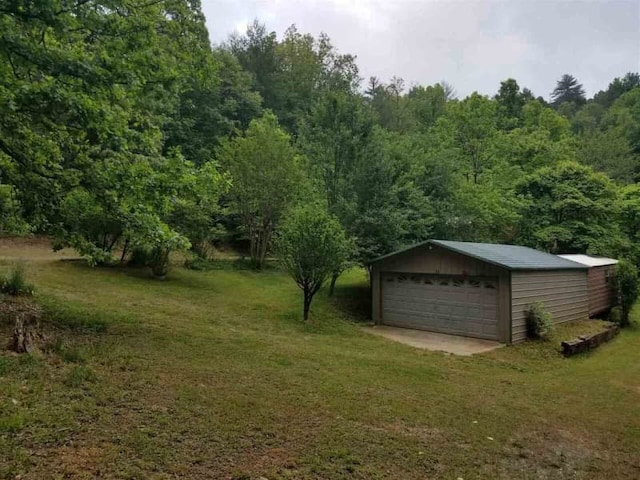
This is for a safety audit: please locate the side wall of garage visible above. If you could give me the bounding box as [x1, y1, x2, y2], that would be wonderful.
[511, 269, 589, 343]
[587, 265, 616, 317]
[371, 244, 511, 343]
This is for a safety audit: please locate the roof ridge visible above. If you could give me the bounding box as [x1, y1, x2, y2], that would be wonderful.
[370, 239, 589, 270]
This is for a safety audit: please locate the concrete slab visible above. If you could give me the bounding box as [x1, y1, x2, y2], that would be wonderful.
[365, 325, 503, 356]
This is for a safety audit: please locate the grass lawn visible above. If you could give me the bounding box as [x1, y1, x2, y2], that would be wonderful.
[0, 240, 639, 479]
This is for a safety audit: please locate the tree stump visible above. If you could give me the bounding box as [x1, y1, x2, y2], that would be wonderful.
[1, 301, 44, 354]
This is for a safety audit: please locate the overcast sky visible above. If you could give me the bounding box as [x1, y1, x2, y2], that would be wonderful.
[202, 0, 640, 100]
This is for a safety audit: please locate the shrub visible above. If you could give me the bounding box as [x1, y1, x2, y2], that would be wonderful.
[0, 263, 35, 296]
[148, 247, 171, 279]
[130, 224, 190, 279]
[613, 259, 639, 327]
[525, 302, 553, 339]
[609, 306, 622, 325]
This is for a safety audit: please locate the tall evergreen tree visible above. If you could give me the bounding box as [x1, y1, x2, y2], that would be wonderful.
[551, 74, 586, 107]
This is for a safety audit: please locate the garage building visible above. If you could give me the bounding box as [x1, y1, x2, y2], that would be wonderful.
[370, 240, 589, 344]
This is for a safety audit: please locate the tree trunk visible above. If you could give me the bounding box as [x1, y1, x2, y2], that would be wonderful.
[250, 235, 258, 268]
[120, 239, 130, 264]
[248, 220, 259, 268]
[328, 273, 339, 297]
[256, 221, 272, 270]
[257, 232, 268, 270]
[303, 289, 311, 321]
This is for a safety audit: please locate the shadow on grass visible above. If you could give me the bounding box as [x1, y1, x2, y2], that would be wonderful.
[58, 258, 213, 289]
[329, 282, 371, 323]
[40, 295, 139, 334]
[184, 256, 281, 272]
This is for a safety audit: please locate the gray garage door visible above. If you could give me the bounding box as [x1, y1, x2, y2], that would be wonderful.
[381, 273, 499, 340]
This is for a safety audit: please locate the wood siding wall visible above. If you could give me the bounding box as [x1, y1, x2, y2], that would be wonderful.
[587, 265, 616, 317]
[371, 244, 511, 343]
[511, 270, 589, 343]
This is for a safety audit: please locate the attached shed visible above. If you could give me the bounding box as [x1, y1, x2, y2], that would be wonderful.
[557, 254, 618, 317]
[370, 240, 589, 344]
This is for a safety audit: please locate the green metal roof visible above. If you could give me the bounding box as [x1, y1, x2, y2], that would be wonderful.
[370, 239, 588, 271]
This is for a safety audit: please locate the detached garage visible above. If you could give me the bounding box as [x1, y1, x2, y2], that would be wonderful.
[370, 240, 589, 344]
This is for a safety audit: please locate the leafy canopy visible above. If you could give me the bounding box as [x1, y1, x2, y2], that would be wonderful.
[275, 204, 351, 320]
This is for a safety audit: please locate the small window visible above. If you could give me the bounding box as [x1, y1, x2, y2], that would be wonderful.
[385, 276, 394, 283]
[397, 275, 408, 283]
[439, 278, 450, 286]
[423, 277, 434, 285]
[410, 275, 422, 284]
[452, 279, 464, 287]
[469, 279, 481, 288]
[484, 281, 497, 289]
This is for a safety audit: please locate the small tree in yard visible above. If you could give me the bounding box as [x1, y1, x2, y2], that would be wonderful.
[614, 259, 639, 326]
[276, 205, 351, 320]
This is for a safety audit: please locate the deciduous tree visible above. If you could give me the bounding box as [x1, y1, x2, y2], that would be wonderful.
[275, 205, 350, 320]
[219, 113, 302, 269]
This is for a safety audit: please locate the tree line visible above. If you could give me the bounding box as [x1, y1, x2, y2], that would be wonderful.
[2, 4, 640, 309]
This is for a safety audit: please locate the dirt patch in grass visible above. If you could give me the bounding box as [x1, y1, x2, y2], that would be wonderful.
[51, 445, 111, 478]
[502, 427, 598, 479]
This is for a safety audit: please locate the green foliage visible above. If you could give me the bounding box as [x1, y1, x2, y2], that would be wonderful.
[346, 128, 435, 264]
[219, 112, 302, 269]
[406, 83, 450, 129]
[275, 204, 351, 320]
[0, 262, 35, 296]
[525, 302, 554, 339]
[577, 129, 638, 183]
[609, 306, 622, 325]
[613, 259, 639, 327]
[132, 223, 191, 279]
[0, 2, 637, 301]
[227, 22, 359, 134]
[168, 161, 231, 260]
[495, 78, 526, 130]
[55, 187, 123, 265]
[515, 162, 618, 254]
[0, 184, 30, 236]
[593, 73, 640, 109]
[0, 0, 243, 273]
[440, 93, 498, 184]
[0, 0, 208, 227]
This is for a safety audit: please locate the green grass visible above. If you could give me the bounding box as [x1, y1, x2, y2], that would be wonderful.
[0, 245, 639, 479]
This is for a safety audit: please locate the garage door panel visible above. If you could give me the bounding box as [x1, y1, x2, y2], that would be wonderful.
[381, 273, 499, 340]
[383, 299, 438, 313]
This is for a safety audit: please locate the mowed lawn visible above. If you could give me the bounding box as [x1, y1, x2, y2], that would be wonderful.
[0, 241, 639, 479]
